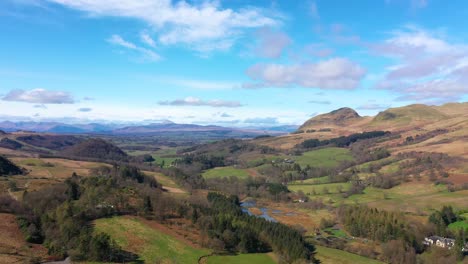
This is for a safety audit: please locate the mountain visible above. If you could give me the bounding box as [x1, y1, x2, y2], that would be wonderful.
[299, 107, 362, 130]
[0, 121, 287, 136]
[0, 156, 23, 176]
[112, 123, 230, 134]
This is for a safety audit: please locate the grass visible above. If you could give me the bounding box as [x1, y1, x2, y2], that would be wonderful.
[290, 176, 330, 185]
[143, 171, 179, 188]
[448, 220, 468, 231]
[202, 166, 250, 179]
[323, 228, 348, 238]
[94, 216, 210, 263]
[315, 245, 384, 264]
[206, 253, 276, 264]
[289, 181, 468, 214]
[294, 147, 353, 168]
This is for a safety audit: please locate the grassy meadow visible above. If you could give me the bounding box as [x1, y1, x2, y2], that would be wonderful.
[94, 216, 210, 263]
[294, 147, 353, 168]
[315, 246, 384, 264]
[202, 166, 250, 179]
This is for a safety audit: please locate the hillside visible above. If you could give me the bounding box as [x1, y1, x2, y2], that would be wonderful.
[256, 102, 468, 152]
[300, 107, 362, 130]
[61, 138, 128, 161]
[371, 104, 447, 126]
[0, 156, 23, 176]
[0, 138, 23, 150]
[15, 134, 83, 151]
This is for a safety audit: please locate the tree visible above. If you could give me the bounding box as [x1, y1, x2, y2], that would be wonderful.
[454, 229, 466, 261]
[143, 196, 153, 215]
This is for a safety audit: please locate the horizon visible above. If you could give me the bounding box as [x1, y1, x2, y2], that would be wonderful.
[1, 0, 468, 127]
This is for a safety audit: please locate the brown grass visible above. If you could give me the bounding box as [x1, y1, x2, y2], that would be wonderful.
[0, 213, 48, 263]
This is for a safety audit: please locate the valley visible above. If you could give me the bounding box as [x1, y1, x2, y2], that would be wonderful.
[0, 102, 467, 263]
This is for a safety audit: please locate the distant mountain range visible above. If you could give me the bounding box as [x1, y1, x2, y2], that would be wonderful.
[0, 120, 297, 135]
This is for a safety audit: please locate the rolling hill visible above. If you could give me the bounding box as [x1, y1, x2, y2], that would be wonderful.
[61, 138, 129, 161]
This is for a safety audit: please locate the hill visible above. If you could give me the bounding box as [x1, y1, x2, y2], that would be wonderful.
[15, 134, 83, 151]
[300, 107, 362, 130]
[0, 156, 23, 176]
[61, 138, 128, 161]
[0, 138, 23, 150]
[371, 104, 447, 126]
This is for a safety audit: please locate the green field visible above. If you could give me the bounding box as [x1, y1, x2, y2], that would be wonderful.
[290, 176, 330, 185]
[206, 253, 276, 264]
[294, 148, 353, 168]
[315, 246, 384, 264]
[202, 166, 250, 179]
[289, 180, 468, 214]
[94, 217, 209, 263]
[448, 220, 468, 231]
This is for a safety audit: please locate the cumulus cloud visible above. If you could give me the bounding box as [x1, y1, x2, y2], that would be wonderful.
[158, 97, 243, 108]
[254, 27, 291, 58]
[2, 89, 74, 104]
[42, 0, 278, 53]
[78, 107, 92, 112]
[373, 26, 468, 103]
[107, 34, 161, 61]
[244, 58, 366, 89]
[244, 117, 278, 124]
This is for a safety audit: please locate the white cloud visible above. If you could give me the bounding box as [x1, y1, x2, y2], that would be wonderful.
[107, 34, 161, 61]
[244, 58, 366, 89]
[254, 27, 291, 58]
[42, 0, 279, 53]
[2, 88, 74, 104]
[78, 107, 92, 112]
[373, 26, 468, 103]
[140, 32, 156, 47]
[34, 104, 47, 109]
[158, 97, 243, 108]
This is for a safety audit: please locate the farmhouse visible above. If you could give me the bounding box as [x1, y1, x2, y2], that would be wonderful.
[423, 236, 455, 249]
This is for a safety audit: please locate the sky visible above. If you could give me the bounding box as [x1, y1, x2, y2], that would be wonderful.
[1, 0, 467, 126]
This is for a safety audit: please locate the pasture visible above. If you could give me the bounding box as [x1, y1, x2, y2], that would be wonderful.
[294, 147, 353, 168]
[202, 166, 250, 179]
[315, 245, 384, 264]
[94, 216, 210, 263]
[206, 253, 276, 264]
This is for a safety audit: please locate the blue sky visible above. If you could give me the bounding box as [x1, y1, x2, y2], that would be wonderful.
[1, 0, 467, 126]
